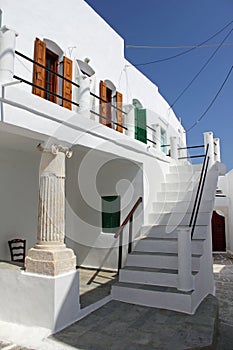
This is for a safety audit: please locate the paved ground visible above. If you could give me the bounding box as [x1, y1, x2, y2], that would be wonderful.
[79, 267, 117, 308]
[0, 254, 233, 349]
[213, 253, 233, 349]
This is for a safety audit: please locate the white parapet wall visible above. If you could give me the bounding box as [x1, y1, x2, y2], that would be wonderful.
[0, 266, 80, 333]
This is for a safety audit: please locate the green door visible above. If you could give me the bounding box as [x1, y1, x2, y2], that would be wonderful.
[135, 108, 147, 144]
[102, 196, 120, 233]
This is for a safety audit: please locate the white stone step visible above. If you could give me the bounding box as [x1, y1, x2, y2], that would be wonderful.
[157, 190, 194, 202]
[119, 266, 198, 288]
[127, 251, 201, 271]
[169, 163, 202, 174]
[152, 200, 213, 213]
[134, 237, 204, 255]
[141, 225, 208, 239]
[161, 181, 196, 192]
[165, 172, 199, 183]
[111, 282, 194, 314]
[148, 212, 210, 226]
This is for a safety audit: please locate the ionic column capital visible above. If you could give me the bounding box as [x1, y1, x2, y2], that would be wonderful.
[37, 143, 72, 158]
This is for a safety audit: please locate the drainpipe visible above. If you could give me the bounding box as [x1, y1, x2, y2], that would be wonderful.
[204, 131, 215, 167]
[0, 26, 18, 83]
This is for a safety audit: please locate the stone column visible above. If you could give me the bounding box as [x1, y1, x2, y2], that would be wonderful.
[0, 26, 18, 83]
[153, 124, 161, 152]
[25, 144, 76, 276]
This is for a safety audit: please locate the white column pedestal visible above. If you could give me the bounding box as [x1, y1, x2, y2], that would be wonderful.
[0, 26, 18, 83]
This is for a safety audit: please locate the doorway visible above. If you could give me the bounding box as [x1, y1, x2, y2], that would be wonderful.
[212, 210, 226, 251]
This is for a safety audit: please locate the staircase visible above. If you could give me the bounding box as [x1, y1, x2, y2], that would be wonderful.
[112, 162, 220, 314]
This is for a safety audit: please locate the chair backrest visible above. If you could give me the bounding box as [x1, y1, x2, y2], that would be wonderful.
[8, 239, 26, 262]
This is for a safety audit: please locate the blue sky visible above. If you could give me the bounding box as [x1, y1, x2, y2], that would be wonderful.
[85, 0, 233, 171]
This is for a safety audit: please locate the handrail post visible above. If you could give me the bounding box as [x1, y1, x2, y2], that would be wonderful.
[204, 132, 214, 167]
[0, 26, 18, 83]
[128, 216, 133, 254]
[118, 233, 123, 274]
[170, 136, 179, 160]
[177, 227, 193, 292]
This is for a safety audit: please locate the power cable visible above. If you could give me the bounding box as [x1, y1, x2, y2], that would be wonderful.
[131, 19, 233, 66]
[126, 43, 233, 49]
[186, 66, 233, 133]
[170, 26, 233, 108]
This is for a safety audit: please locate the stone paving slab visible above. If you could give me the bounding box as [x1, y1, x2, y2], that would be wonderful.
[51, 295, 218, 350]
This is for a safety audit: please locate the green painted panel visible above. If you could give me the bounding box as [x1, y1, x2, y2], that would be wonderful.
[102, 196, 120, 234]
[135, 108, 147, 144]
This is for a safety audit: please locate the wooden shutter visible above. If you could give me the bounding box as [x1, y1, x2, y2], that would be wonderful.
[62, 56, 73, 110]
[116, 91, 123, 133]
[32, 38, 46, 98]
[99, 80, 107, 125]
[135, 108, 147, 144]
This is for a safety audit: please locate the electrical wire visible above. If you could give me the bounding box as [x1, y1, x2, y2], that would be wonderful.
[132, 19, 233, 66]
[126, 43, 233, 49]
[170, 26, 233, 108]
[186, 66, 233, 133]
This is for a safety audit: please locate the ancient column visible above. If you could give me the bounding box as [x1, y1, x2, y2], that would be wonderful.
[25, 143, 76, 276]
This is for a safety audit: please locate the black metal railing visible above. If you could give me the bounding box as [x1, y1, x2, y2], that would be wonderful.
[178, 144, 205, 160]
[114, 197, 142, 273]
[189, 144, 210, 239]
[90, 109, 128, 130]
[90, 92, 127, 115]
[134, 132, 157, 146]
[14, 50, 80, 107]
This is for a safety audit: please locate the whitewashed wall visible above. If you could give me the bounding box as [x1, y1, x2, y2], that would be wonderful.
[1, 0, 185, 145]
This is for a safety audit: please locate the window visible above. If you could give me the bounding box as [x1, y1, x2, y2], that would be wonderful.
[161, 127, 167, 154]
[99, 80, 123, 132]
[32, 38, 73, 110]
[102, 196, 120, 234]
[45, 49, 58, 102]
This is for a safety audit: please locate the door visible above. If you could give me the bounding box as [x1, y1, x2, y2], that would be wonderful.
[135, 108, 147, 143]
[212, 211, 226, 251]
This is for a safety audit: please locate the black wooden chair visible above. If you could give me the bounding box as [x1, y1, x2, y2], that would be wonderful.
[8, 238, 26, 262]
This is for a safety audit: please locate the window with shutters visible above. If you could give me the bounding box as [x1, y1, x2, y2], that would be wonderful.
[102, 196, 120, 234]
[99, 80, 123, 132]
[32, 38, 73, 110]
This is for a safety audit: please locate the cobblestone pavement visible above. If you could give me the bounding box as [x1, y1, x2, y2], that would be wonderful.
[1, 254, 233, 349]
[213, 253, 233, 349]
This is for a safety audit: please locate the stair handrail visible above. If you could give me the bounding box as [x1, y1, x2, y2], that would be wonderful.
[189, 143, 210, 239]
[114, 196, 143, 273]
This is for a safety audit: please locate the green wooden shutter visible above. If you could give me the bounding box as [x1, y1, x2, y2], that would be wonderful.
[135, 108, 147, 144]
[102, 196, 120, 233]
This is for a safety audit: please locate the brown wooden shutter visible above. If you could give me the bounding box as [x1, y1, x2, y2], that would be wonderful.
[32, 38, 46, 98]
[116, 91, 123, 133]
[62, 56, 73, 110]
[99, 80, 107, 125]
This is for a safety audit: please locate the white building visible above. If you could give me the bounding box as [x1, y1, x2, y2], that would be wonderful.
[0, 0, 224, 334]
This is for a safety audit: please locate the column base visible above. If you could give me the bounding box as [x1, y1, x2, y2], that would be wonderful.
[25, 246, 76, 276]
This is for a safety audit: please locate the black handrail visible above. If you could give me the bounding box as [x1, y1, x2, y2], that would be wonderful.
[115, 197, 143, 273]
[178, 144, 206, 160]
[135, 132, 157, 146]
[189, 143, 210, 239]
[90, 92, 127, 115]
[90, 110, 128, 130]
[15, 50, 80, 89]
[13, 75, 80, 107]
